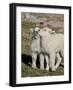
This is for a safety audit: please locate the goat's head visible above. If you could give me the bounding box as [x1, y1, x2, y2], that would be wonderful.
[30, 27, 40, 39]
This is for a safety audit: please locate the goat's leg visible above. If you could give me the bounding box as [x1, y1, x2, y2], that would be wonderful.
[45, 55, 49, 71]
[40, 54, 44, 70]
[50, 53, 56, 71]
[55, 52, 62, 69]
[60, 50, 64, 67]
[32, 52, 37, 68]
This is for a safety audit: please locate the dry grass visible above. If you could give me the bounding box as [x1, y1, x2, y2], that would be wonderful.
[21, 64, 64, 77]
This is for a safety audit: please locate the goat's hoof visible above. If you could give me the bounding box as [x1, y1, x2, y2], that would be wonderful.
[32, 66, 36, 69]
[45, 67, 49, 71]
[51, 67, 56, 72]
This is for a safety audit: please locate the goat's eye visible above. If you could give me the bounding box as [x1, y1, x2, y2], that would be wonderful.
[33, 30, 35, 33]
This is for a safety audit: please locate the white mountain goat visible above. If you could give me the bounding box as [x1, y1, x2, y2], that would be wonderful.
[30, 27, 40, 68]
[30, 27, 49, 70]
[38, 27, 64, 71]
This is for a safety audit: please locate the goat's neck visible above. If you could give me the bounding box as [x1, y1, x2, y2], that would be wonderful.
[40, 35, 51, 47]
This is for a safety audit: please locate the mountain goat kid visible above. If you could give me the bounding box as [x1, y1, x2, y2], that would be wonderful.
[38, 27, 64, 71]
[30, 27, 40, 69]
[30, 27, 49, 70]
